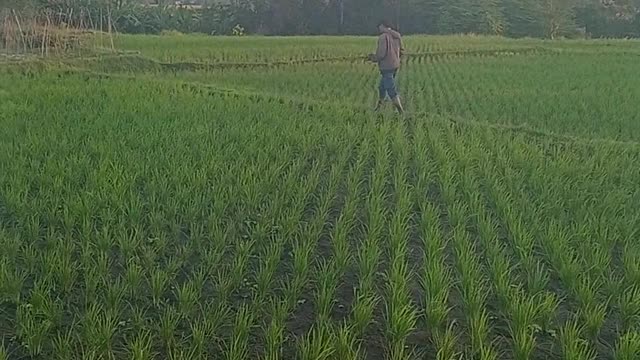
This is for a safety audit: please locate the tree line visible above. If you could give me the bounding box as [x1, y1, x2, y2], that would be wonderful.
[3, 0, 640, 38]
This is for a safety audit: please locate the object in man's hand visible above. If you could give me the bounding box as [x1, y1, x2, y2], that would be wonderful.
[367, 53, 377, 62]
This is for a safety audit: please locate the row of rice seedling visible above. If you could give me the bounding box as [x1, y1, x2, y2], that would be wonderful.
[421, 123, 500, 359]
[412, 124, 460, 359]
[380, 122, 419, 359]
[440, 123, 560, 359]
[478, 132, 604, 359]
[292, 137, 354, 360]
[342, 124, 391, 359]
[468, 126, 639, 358]
[223, 153, 323, 360]
[258, 155, 327, 360]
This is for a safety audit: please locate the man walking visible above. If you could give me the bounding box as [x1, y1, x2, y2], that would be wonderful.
[369, 21, 404, 114]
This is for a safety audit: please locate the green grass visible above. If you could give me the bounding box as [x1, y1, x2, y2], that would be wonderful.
[1, 35, 639, 359]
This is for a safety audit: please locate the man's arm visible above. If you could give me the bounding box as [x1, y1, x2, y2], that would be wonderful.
[375, 35, 388, 62]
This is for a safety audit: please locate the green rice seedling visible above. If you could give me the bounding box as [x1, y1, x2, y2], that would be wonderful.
[16, 303, 52, 357]
[264, 300, 288, 360]
[44, 241, 77, 295]
[421, 260, 452, 329]
[614, 331, 640, 360]
[29, 281, 63, 328]
[298, 325, 335, 360]
[215, 267, 236, 303]
[580, 301, 608, 339]
[169, 346, 201, 360]
[454, 251, 486, 316]
[0, 259, 25, 304]
[620, 286, 640, 331]
[129, 329, 154, 360]
[203, 301, 230, 341]
[535, 292, 560, 332]
[385, 260, 418, 359]
[52, 327, 76, 360]
[130, 305, 149, 332]
[83, 261, 101, 306]
[487, 250, 515, 306]
[150, 269, 170, 307]
[189, 319, 210, 358]
[202, 242, 228, 278]
[176, 280, 200, 318]
[316, 259, 340, 322]
[124, 259, 145, 299]
[351, 291, 378, 337]
[166, 254, 187, 280]
[525, 260, 550, 296]
[559, 320, 597, 360]
[447, 200, 468, 229]
[356, 238, 381, 294]
[469, 309, 492, 357]
[508, 292, 539, 338]
[60, 204, 76, 237]
[141, 242, 161, 272]
[365, 196, 386, 242]
[83, 303, 119, 357]
[603, 273, 624, 300]
[189, 266, 208, 300]
[96, 224, 114, 254]
[24, 213, 42, 243]
[253, 241, 282, 308]
[226, 305, 254, 360]
[334, 323, 360, 360]
[331, 212, 355, 274]
[159, 305, 181, 349]
[511, 323, 536, 360]
[622, 245, 640, 287]
[285, 239, 313, 308]
[557, 255, 582, 297]
[583, 243, 610, 281]
[574, 276, 600, 310]
[105, 277, 127, 313]
[433, 323, 460, 360]
[20, 243, 39, 275]
[386, 300, 418, 358]
[93, 250, 112, 284]
[117, 225, 144, 262]
[0, 341, 6, 360]
[479, 343, 500, 360]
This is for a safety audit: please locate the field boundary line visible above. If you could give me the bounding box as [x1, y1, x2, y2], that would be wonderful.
[34, 67, 640, 150]
[0, 47, 558, 71]
[442, 113, 640, 149]
[139, 47, 559, 70]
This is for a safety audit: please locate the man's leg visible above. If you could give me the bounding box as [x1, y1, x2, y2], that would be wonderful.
[386, 70, 404, 114]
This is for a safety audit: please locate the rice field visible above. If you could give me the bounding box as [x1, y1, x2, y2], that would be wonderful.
[1, 35, 639, 360]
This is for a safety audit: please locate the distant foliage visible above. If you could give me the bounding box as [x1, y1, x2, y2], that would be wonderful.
[3, 0, 640, 38]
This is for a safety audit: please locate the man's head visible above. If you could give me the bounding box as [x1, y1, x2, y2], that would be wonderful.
[377, 20, 392, 34]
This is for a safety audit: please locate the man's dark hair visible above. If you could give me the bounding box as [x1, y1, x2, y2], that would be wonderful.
[377, 20, 392, 28]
